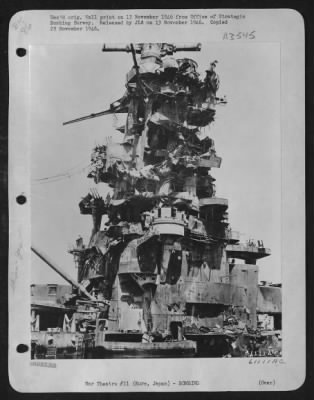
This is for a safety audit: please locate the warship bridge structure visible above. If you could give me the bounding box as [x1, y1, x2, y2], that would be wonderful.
[31, 42, 282, 359]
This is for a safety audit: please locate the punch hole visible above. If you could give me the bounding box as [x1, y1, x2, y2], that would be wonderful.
[16, 48, 27, 57]
[16, 344, 29, 353]
[16, 195, 27, 204]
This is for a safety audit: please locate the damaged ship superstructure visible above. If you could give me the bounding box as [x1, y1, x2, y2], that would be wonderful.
[32, 42, 282, 359]
[67, 43, 281, 357]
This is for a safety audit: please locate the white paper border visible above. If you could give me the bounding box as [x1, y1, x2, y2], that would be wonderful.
[8, 9, 305, 392]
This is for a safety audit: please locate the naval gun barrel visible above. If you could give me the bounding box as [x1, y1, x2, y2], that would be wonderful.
[31, 245, 97, 301]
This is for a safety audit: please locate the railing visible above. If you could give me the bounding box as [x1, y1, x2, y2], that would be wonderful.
[225, 230, 240, 242]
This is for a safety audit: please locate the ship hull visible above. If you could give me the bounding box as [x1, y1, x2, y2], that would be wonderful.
[91, 340, 197, 358]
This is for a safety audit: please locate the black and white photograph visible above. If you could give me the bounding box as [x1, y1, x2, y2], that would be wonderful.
[8, 9, 305, 392]
[30, 40, 282, 360]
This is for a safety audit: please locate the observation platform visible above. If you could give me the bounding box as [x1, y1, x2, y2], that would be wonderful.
[226, 244, 271, 262]
[199, 197, 228, 209]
